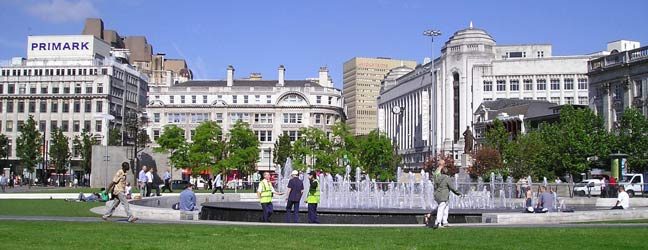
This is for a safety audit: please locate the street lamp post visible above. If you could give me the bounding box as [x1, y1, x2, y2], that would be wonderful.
[94, 113, 114, 188]
[423, 29, 441, 162]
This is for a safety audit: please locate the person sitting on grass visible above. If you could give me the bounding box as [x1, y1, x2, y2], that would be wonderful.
[99, 187, 109, 202]
[611, 186, 630, 209]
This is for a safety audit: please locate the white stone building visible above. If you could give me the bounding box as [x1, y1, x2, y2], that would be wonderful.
[0, 35, 148, 174]
[378, 25, 598, 169]
[146, 65, 345, 171]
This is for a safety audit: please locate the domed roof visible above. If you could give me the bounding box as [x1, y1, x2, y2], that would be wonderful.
[380, 65, 414, 93]
[443, 27, 496, 48]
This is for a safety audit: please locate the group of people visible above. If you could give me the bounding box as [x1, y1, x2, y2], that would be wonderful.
[137, 166, 174, 198]
[258, 170, 321, 223]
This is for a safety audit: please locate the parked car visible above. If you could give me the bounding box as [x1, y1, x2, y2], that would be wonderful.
[170, 180, 190, 190]
[620, 173, 646, 197]
[573, 179, 603, 196]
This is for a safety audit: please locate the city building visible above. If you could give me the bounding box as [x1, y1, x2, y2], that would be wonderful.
[343, 57, 416, 135]
[378, 24, 600, 169]
[146, 65, 345, 171]
[82, 18, 192, 86]
[588, 43, 648, 130]
[0, 35, 148, 175]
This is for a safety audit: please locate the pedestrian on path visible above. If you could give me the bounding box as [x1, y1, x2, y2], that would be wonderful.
[212, 173, 224, 196]
[102, 162, 138, 223]
[162, 170, 173, 193]
[285, 170, 303, 223]
[306, 171, 320, 223]
[146, 167, 154, 197]
[432, 159, 462, 229]
[257, 172, 283, 222]
[0, 173, 7, 192]
[138, 166, 148, 198]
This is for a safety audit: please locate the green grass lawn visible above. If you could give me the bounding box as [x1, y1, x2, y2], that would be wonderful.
[0, 199, 102, 217]
[580, 219, 648, 224]
[0, 221, 645, 250]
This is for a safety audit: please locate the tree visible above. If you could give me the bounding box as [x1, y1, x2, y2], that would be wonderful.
[73, 129, 98, 174]
[155, 125, 187, 170]
[484, 119, 510, 154]
[49, 128, 71, 187]
[108, 128, 122, 146]
[469, 146, 502, 179]
[358, 130, 398, 181]
[331, 122, 360, 170]
[617, 107, 648, 172]
[188, 121, 225, 177]
[503, 130, 548, 179]
[273, 133, 292, 167]
[0, 134, 8, 167]
[425, 153, 456, 176]
[16, 115, 42, 185]
[220, 121, 259, 177]
[292, 127, 335, 172]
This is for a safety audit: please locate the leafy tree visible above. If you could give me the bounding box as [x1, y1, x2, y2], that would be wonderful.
[0, 134, 8, 166]
[292, 127, 335, 172]
[108, 128, 122, 146]
[425, 153, 456, 176]
[484, 119, 510, 154]
[16, 115, 42, 184]
[469, 146, 502, 179]
[616, 107, 648, 172]
[220, 121, 259, 176]
[273, 133, 292, 167]
[331, 122, 360, 170]
[503, 129, 548, 179]
[73, 129, 98, 174]
[49, 128, 71, 186]
[189, 121, 224, 177]
[155, 125, 188, 170]
[358, 130, 398, 181]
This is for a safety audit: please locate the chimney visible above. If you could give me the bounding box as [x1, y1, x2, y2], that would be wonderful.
[278, 65, 285, 86]
[227, 65, 234, 86]
[319, 67, 330, 87]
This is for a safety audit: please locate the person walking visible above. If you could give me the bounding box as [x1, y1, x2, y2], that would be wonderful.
[305, 171, 320, 223]
[138, 165, 148, 198]
[212, 173, 224, 196]
[149, 168, 161, 196]
[162, 170, 173, 193]
[102, 162, 138, 223]
[257, 172, 282, 222]
[145, 167, 154, 197]
[0, 173, 7, 192]
[285, 170, 304, 223]
[432, 159, 462, 229]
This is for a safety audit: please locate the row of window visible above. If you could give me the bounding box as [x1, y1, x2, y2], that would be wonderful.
[482, 96, 588, 105]
[2, 100, 103, 113]
[3, 119, 103, 133]
[160, 94, 337, 106]
[0, 68, 104, 77]
[151, 128, 301, 143]
[157, 112, 336, 125]
[483, 78, 587, 92]
[0, 83, 104, 95]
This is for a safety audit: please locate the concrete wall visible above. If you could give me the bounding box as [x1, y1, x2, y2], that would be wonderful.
[90, 146, 182, 188]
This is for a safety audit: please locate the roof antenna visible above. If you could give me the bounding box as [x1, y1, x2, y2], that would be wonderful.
[469, 21, 473, 29]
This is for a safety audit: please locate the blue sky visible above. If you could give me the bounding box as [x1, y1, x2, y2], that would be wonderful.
[1, 0, 647, 89]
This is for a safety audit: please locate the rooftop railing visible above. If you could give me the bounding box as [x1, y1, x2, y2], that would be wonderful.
[589, 46, 648, 72]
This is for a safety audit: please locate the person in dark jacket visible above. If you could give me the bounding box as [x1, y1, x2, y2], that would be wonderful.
[432, 159, 462, 229]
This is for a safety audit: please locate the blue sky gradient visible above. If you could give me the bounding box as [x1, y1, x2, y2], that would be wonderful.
[1, 0, 647, 89]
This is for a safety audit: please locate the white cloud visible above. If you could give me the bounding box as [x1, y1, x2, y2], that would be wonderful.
[26, 0, 99, 23]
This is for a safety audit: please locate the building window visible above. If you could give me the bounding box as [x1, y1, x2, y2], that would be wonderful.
[550, 97, 560, 104]
[17, 101, 25, 113]
[30, 86, 37, 94]
[19, 84, 26, 94]
[84, 121, 91, 131]
[40, 121, 46, 132]
[180, 96, 185, 104]
[496, 80, 506, 91]
[75, 84, 82, 94]
[255, 95, 260, 103]
[524, 80, 533, 91]
[73, 100, 81, 113]
[230, 113, 250, 124]
[314, 114, 322, 124]
[537, 51, 544, 58]
[6, 101, 13, 113]
[169, 96, 174, 104]
[190, 113, 210, 123]
[7, 84, 14, 94]
[537, 79, 546, 90]
[578, 96, 588, 105]
[232, 95, 238, 104]
[510, 80, 519, 91]
[85, 101, 91, 112]
[537, 97, 546, 101]
[254, 113, 273, 124]
[266, 95, 272, 104]
[5, 120, 13, 132]
[191, 95, 196, 104]
[28, 101, 36, 113]
[564, 79, 574, 90]
[61, 121, 69, 132]
[202, 95, 208, 104]
[326, 115, 332, 125]
[86, 85, 92, 94]
[255, 130, 273, 142]
[578, 79, 588, 89]
[283, 113, 303, 124]
[483, 81, 493, 91]
[316, 96, 322, 104]
[41, 85, 48, 94]
[153, 129, 160, 141]
[63, 86, 70, 94]
[40, 101, 47, 113]
[95, 120, 102, 132]
[328, 97, 333, 105]
[215, 113, 223, 123]
[95, 101, 102, 112]
[550, 79, 560, 90]
[565, 97, 574, 104]
[51, 101, 58, 112]
[244, 95, 249, 104]
[73, 121, 80, 132]
[62, 101, 70, 113]
[284, 131, 300, 142]
[154, 113, 160, 123]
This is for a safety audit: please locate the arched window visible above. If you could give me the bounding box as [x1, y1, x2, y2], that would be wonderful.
[279, 93, 306, 105]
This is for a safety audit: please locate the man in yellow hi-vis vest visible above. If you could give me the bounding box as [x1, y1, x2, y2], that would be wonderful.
[257, 171, 283, 222]
[305, 171, 320, 223]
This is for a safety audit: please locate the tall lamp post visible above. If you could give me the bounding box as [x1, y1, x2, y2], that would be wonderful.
[94, 113, 115, 188]
[423, 29, 441, 162]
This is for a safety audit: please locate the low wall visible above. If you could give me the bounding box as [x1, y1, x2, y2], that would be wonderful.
[482, 208, 648, 224]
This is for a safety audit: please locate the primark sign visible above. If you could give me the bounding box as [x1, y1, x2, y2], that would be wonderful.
[26, 35, 110, 60]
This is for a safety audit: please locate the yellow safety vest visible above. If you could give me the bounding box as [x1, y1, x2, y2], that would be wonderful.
[307, 179, 320, 204]
[259, 180, 273, 203]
